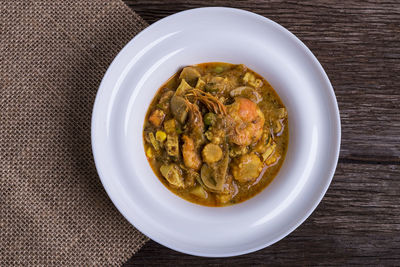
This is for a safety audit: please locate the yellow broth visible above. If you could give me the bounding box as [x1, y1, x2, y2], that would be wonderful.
[143, 62, 288, 206]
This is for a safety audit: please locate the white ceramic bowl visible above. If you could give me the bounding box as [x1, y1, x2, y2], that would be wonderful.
[91, 7, 340, 257]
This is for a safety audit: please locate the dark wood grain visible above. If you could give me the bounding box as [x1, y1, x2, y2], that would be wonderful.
[125, 164, 400, 266]
[122, 1, 400, 265]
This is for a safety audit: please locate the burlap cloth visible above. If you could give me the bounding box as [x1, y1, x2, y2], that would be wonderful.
[0, 1, 150, 265]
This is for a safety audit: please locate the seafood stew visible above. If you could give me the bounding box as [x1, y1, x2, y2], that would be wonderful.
[143, 62, 288, 206]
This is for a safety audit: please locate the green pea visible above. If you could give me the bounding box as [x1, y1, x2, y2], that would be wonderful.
[175, 127, 183, 134]
[214, 66, 224, 73]
[205, 83, 218, 93]
[204, 113, 217, 126]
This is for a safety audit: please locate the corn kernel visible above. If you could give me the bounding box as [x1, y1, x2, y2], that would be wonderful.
[146, 147, 154, 158]
[156, 130, 167, 142]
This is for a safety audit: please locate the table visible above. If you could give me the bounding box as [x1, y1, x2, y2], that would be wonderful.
[123, 1, 400, 265]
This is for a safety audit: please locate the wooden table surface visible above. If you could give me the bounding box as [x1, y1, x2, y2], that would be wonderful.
[123, 1, 400, 265]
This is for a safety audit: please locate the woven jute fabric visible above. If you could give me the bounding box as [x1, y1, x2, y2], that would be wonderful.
[0, 1, 149, 265]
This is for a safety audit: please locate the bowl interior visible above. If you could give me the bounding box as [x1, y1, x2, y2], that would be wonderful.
[92, 7, 340, 256]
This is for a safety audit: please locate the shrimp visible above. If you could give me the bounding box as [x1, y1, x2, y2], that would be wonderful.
[227, 97, 265, 146]
[182, 135, 202, 170]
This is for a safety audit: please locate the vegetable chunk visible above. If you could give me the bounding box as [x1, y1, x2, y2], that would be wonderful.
[202, 143, 223, 163]
[171, 95, 189, 124]
[179, 66, 201, 86]
[190, 186, 208, 199]
[160, 164, 184, 188]
[148, 109, 165, 127]
[232, 153, 263, 183]
[165, 134, 179, 157]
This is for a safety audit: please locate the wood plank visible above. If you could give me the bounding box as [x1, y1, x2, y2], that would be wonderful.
[124, 163, 400, 265]
[124, 0, 400, 162]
